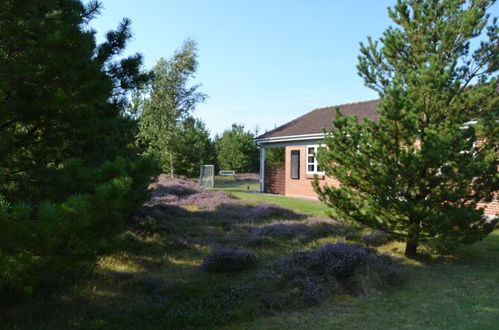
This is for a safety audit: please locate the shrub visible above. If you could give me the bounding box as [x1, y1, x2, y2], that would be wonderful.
[150, 176, 203, 199]
[149, 177, 305, 222]
[0, 157, 155, 296]
[251, 218, 358, 242]
[266, 243, 402, 299]
[200, 248, 257, 273]
[361, 230, 392, 247]
[246, 203, 303, 220]
[307, 243, 375, 279]
[252, 221, 308, 239]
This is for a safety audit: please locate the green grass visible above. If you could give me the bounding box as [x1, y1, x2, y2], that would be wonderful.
[212, 176, 330, 217]
[234, 230, 499, 330]
[218, 179, 499, 329]
[2, 178, 498, 329]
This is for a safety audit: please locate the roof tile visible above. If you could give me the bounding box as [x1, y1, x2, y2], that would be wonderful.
[256, 99, 380, 139]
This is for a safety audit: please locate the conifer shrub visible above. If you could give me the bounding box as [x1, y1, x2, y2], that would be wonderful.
[0, 0, 154, 298]
[0, 157, 155, 296]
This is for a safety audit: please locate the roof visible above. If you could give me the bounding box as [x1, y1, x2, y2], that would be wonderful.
[256, 99, 380, 140]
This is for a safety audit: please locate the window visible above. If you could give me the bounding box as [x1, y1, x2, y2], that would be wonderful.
[306, 145, 324, 174]
[290, 150, 300, 179]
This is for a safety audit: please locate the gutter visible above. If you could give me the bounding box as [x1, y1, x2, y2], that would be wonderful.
[254, 132, 326, 146]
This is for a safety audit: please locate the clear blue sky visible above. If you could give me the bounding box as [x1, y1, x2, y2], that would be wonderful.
[91, 0, 498, 137]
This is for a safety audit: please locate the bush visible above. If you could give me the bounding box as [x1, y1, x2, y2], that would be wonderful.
[307, 243, 375, 279]
[246, 203, 304, 220]
[267, 243, 402, 299]
[251, 218, 358, 242]
[252, 221, 308, 238]
[0, 157, 155, 296]
[150, 176, 203, 198]
[149, 177, 305, 222]
[361, 230, 392, 247]
[200, 248, 257, 273]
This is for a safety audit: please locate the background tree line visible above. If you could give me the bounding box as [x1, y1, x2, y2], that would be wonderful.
[133, 41, 265, 177]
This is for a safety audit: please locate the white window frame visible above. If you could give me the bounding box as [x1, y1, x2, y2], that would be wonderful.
[306, 145, 325, 175]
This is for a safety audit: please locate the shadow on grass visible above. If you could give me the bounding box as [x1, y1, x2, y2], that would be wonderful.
[1, 193, 310, 328]
[5, 176, 496, 329]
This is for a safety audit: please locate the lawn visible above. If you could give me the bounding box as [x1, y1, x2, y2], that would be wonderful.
[2, 177, 498, 329]
[211, 176, 330, 217]
[236, 230, 499, 330]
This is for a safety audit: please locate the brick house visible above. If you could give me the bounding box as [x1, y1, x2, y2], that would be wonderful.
[254, 99, 498, 217]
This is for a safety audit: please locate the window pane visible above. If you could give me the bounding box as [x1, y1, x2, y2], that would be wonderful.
[291, 150, 300, 179]
[317, 165, 323, 172]
[308, 164, 314, 172]
[308, 156, 315, 163]
[308, 147, 315, 155]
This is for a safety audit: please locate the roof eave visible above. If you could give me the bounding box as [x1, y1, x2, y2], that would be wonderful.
[254, 132, 326, 145]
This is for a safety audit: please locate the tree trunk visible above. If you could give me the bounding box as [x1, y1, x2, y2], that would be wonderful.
[169, 152, 174, 178]
[404, 238, 418, 257]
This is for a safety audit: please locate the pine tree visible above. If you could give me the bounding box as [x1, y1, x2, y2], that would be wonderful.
[0, 0, 149, 202]
[0, 0, 153, 295]
[314, 0, 498, 257]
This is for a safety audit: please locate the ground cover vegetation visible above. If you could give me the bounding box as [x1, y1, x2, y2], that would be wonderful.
[3, 178, 498, 329]
[314, 0, 499, 257]
[2, 177, 404, 328]
[240, 228, 499, 330]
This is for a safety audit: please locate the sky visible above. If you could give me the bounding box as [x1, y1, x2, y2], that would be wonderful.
[91, 0, 497, 137]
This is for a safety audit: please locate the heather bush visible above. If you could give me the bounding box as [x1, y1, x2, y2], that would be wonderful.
[361, 230, 392, 247]
[252, 220, 308, 238]
[306, 243, 376, 279]
[246, 203, 303, 220]
[150, 176, 234, 210]
[254, 256, 335, 307]
[294, 276, 325, 305]
[200, 248, 257, 273]
[149, 177, 304, 222]
[182, 191, 233, 210]
[150, 176, 204, 199]
[251, 217, 358, 242]
[262, 242, 402, 300]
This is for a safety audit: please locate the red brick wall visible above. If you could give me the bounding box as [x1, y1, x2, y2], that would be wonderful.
[264, 162, 285, 195]
[284, 145, 340, 197]
[281, 145, 498, 217]
[479, 192, 499, 216]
